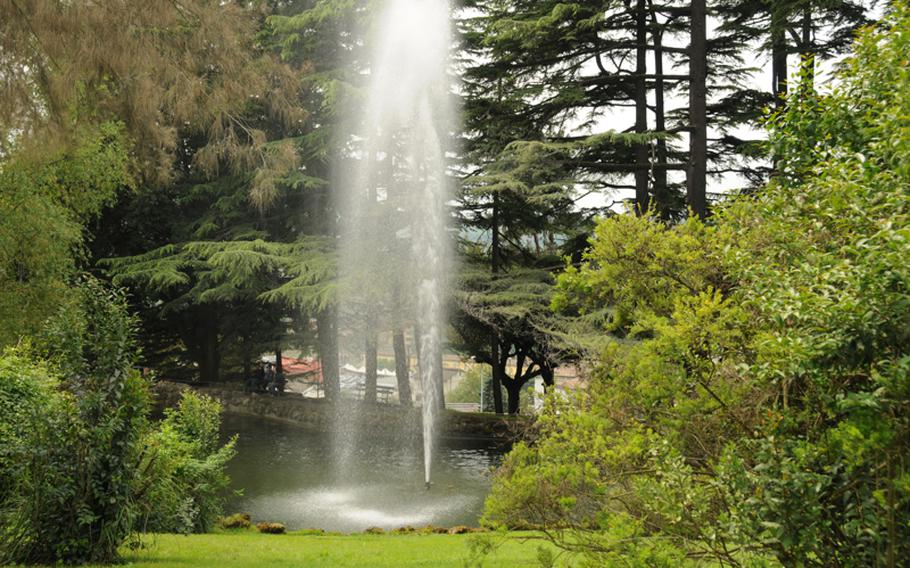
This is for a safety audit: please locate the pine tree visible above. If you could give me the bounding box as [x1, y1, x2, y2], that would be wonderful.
[460, 0, 685, 216]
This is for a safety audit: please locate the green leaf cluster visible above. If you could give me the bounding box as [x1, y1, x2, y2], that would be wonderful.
[107, 237, 337, 313]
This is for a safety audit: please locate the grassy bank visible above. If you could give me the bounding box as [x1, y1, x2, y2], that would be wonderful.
[90, 531, 555, 567]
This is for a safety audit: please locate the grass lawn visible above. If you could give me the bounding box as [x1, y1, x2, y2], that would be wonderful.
[96, 531, 556, 567]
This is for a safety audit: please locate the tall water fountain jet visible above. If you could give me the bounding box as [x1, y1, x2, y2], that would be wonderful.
[336, 0, 454, 486]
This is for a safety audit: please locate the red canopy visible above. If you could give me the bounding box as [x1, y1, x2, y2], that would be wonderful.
[281, 357, 322, 382]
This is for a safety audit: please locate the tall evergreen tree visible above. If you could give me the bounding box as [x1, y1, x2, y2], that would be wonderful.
[460, 0, 686, 216]
[0, 0, 303, 188]
[265, 0, 372, 397]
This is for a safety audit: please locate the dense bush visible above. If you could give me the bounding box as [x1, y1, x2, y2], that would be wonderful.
[0, 278, 238, 563]
[136, 391, 236, 534]
[0, 350, 60, 506]
[0, 279, 149, 565]
[484, 7, 910, 566]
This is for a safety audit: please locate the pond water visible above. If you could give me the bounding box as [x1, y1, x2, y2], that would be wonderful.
[220, 414, 507, 532]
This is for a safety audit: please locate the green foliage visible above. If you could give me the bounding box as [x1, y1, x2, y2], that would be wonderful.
[0, 124, 131, 347]
[136, 391, 237, 534]
[709, 8, 910, 562]
[552, 213, 723, 337]
[103, 229, 336, 381]
[37, 276, 139, 383]
[449, 364, 490, 405]
[0, 278, 150, 565]
[485, 5, 910, 565]
[0, 349, 59, 506]
[453, 262, 565, 413]
[0, 279, 238, 561]
[107, 237, 336, 312]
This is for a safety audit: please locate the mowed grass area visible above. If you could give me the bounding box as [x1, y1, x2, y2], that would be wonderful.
[93, 531, 556, 568]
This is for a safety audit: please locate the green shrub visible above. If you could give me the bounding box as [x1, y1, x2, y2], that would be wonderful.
[0, 349, 58, 505]
[37, 277, 139, 384]
[298, 528, 326, 536]
[448, 364, 490, 406]
[0, 124, 130, 348]
[394, 525, 415, 534]
[0, 278, 150, 565]
[0, 278, 238, 562]
[136, 391, 237, 534]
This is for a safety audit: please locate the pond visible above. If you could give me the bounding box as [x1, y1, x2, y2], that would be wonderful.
[220, 413, 508, 532]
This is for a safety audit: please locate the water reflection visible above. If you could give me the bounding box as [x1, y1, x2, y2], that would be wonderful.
[220, 414, 506, 532]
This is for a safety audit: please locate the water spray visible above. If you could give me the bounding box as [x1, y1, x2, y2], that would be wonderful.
[336, 0, 454, 488]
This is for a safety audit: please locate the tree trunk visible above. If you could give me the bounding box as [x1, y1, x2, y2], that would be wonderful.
[435, 348, 446, 410]
[490, 336, 505, 415]
[317, 307, 340, 401]
[195, 315, 220, 383]
[364, 331, 378, 403]
[541, 364, 555, 389]
[771, 10, 788, 101]
[242, 339, 252, 382]
[505, 381, 522, 415]
[393, 327, 412, 405]
[688, 0, 708, 219]
[490, 194, 504, 414]
[201, 330, 220, 382]
[634, 0, 650, 214]
[800, 7, 815, 85]
[390, 285, 412, 406]
[275, 347, 283, 375]
[649, 0, 670, 218]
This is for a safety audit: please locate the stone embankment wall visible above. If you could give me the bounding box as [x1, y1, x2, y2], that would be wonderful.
[153, 381, 527, 441]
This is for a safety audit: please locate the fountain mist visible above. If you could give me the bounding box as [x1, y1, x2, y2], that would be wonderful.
[336, 0, 454, 486]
